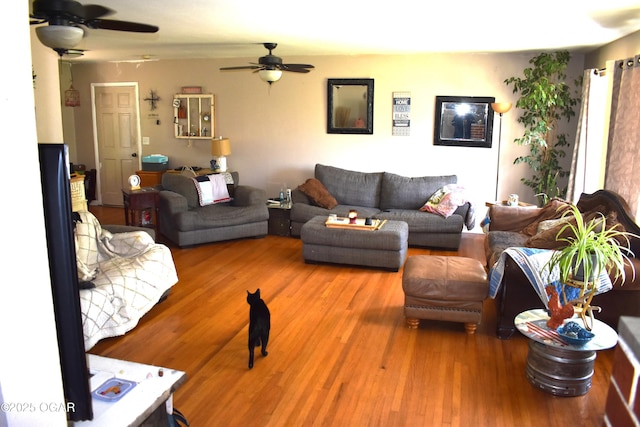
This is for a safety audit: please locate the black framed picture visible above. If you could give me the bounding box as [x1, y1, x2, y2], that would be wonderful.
[327, 78, 374, 134]
[433, 96, 495, 148]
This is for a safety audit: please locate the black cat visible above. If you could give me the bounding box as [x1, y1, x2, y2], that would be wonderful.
[247, 289, 270, 369]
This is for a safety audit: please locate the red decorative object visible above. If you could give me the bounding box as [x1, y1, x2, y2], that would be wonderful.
[65, 85, 80, 107]
[545, 285, 574, 329]
[348, 209, 358, 224]
[181, 86, 202, 94]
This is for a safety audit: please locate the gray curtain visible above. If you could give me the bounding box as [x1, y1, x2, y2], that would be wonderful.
[605, 55, 640, 220]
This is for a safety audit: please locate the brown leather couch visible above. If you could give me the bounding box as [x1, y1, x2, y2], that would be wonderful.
[485, 190, 640, 339]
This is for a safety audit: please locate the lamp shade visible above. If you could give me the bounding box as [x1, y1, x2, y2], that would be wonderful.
[36, 25, 84, 49]
[491, 102, 512, 114]
[211, 138, 231, 157]
[258, 69, 282, 84]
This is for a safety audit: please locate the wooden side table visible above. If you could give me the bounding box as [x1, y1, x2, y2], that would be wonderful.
[268, 202, 292, 236]
[135, 170, 165, 188]
[122, 188, 160, 234]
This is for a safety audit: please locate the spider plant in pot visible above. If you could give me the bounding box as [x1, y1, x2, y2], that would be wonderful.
[546, 204, 637, 327]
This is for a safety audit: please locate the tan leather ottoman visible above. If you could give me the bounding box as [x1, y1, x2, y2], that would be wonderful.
[402, 256, 488, 334]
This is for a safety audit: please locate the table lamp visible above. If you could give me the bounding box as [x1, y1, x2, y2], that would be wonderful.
[211, 137, 231, 172]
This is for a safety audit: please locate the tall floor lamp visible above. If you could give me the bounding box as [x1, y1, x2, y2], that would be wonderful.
[491, 102, 512, 201]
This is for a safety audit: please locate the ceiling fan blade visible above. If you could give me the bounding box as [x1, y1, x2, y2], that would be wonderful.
[282, 68, 312, 74]
[85, 18, 158, 33]
[281, 64, 315, 73]
[81, 4, 114, 20]
[220, 65, 263, 71]
[282, 64, 315, 69]
[32, 0, 84, 20]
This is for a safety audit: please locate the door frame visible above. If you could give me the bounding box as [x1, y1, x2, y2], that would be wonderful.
[90, 82, 142, 205]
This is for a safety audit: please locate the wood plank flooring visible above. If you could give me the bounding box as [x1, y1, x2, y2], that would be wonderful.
[88, 206, 614, 427]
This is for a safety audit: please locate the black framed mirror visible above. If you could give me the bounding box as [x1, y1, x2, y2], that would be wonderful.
[327, 78, 374, 134]
[433, 96, 495, 147]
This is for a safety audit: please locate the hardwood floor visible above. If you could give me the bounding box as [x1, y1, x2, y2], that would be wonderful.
[88, 206, 613, 427]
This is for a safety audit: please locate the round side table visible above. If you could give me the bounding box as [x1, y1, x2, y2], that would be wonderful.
[515, 309, 617, 396]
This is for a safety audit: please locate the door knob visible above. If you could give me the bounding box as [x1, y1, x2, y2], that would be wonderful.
[131, 153, 137, 157]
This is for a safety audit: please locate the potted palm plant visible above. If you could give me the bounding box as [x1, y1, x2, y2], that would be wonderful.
[545, 204, 637, 327]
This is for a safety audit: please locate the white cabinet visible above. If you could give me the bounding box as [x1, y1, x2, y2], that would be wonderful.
[173, 94, 215, 139]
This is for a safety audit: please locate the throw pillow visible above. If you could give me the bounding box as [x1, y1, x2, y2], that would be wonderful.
[525, 210, 602, 249]
[193, 174, 231, 206]
[419, 184, 468, 218]
[298, 178, 338, 209]
[522, 198, 572, 236]
[536, 218, 569, 233]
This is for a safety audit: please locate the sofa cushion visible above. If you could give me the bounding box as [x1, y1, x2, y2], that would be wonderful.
[172, 203, 268, 232]
[485, 230, 529, 267]
[379, 172, 457, 211]
[297, 178, 338, 209]
[522, 198, 572, 236]
[376, 209, 463, 233]
[525, 207, 607, 249]
[315, 164, 383, 208]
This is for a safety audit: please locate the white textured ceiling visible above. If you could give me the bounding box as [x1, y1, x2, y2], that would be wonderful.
[30, 0, 640, 62]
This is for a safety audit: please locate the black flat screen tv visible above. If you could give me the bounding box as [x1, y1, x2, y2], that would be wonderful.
[38, 143, 93, 421]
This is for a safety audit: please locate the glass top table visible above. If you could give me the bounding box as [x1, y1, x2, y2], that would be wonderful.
[515, 309, 618, 396]
[515, 308, 618, 351]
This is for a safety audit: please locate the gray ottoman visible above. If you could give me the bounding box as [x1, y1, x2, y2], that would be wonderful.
[301, 216, 408, 271]
[402, 256, 488, 334]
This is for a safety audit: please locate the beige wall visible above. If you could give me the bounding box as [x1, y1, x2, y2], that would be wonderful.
[68, 52, 585, 212]
[585, 30, 640, 69]
[31, 27, 64, 144]
[2, 5, 67, 426]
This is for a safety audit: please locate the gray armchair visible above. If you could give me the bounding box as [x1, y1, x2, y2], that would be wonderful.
[158, 172, 269, 247]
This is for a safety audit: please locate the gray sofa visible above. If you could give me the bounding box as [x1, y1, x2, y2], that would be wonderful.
[291, 164, 475, 249]
[158, 172, 269, 247]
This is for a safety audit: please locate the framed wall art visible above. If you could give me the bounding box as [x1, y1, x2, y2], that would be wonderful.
[433, 96, 495, 147]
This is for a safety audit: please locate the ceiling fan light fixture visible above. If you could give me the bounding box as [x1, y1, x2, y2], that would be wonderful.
[259, 69, 282, 84]
[36, 25, 84, 50]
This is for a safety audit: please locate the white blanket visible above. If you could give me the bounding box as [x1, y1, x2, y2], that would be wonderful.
[75, 211, 179, 350]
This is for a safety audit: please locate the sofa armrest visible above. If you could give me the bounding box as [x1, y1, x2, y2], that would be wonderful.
[159, 190, 189, 215]
[291, 188, 310, 205]
[454, 202, 475, 230]
[102, 224, 156, 241]
[232, 185, 266, 207]
[488, 205, 542, 232]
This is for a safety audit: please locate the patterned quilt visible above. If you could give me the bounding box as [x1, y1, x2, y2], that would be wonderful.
[75, 211, 179, 350]
[489, 247, 612, 308]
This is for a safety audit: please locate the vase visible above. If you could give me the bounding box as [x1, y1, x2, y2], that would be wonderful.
[572, 254, 599, 282]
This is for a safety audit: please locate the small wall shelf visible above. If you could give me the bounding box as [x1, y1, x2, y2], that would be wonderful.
[173, 93, 215, 139]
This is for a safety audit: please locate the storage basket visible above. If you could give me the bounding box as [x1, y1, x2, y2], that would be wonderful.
[70, 174, 88, 212]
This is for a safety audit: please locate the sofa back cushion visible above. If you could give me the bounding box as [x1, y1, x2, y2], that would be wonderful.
[380, 172, 457, 210]
[315, 164, 383, 208]
[162, 171, 239, 209]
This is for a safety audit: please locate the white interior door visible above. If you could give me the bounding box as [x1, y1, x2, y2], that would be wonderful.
[92, 83, 141, 206]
